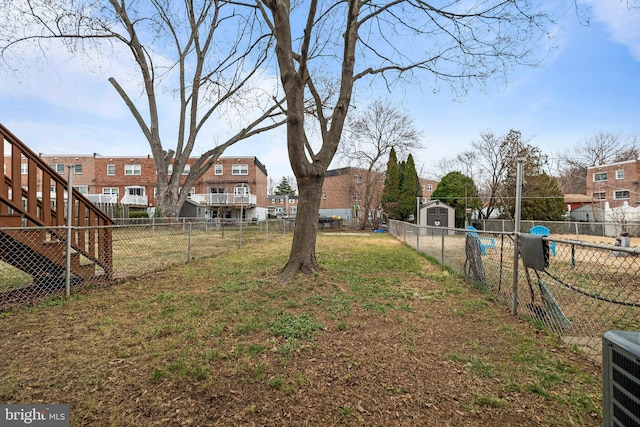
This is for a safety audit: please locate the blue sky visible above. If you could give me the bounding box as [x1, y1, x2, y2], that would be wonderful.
[1, 0, 639, 183]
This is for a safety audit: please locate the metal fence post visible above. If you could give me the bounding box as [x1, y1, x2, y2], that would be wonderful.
[187, 222, 192, 262]
[416, 225, 420, 253]
[65, 165, 73, 297]
[441, 227, 445, 265]
[511, 158, 524, 315]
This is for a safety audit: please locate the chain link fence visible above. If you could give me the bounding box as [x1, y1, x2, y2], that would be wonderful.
[389, 220, 640, 362]
[0, 218, 294, 310]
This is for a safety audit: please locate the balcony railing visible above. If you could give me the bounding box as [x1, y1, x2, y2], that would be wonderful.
[85, 194, 119, 204]
[120, 195, 148, 206]
[189, 193, 256, 206]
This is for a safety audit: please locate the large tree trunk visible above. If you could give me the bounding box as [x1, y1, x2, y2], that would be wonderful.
[280, 171, 325, 281]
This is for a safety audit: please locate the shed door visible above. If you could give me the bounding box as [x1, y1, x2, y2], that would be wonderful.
[427, 207, 448, 227]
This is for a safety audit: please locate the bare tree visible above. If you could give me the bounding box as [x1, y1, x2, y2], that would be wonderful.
[256, 1, 556, 280]
[437, 130, 533, 219]
[339, 99, 422, 229]
[557, 132, 639, 194]
[0, 0, 285, 217]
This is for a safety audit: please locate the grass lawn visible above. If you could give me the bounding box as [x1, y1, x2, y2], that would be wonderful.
[0, 233, 602, 426]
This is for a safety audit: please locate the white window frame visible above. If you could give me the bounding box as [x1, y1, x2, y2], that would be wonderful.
[124, 164, 142, 176]
[214, 164, 223, 175]
[102, 187, 119, 196]
[614, 190, 630, 200]
[74, 163, 82, 174]
[21, 163, 28, 175]
[322, 192, 327, 200]
[354, 174, 362, 184]
[73, 185, 88, 194]
[182, 164, 190, 175]
[592, 192, 606, 200]
[232, 164, 248, 175]
[167, 165, 173, 175]
[593, 172, 608, 182]
[427, 184, 433, 191]
[616, 169, 624, 180]
[107, 164, 116, 176]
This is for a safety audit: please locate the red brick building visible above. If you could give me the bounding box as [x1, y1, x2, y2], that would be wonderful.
[267, 194, 298, 218]
[319, 166, 438, 220]
[586, 159, 640, 208]
[5, 153, 269, 220]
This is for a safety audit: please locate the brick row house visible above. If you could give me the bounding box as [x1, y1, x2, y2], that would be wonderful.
[4, 153, 438, 222]
[319, 166, 438, 221]
[586, 159, 640, 209]
[4, 153, 269, 220]
[267, 194, 298, 218]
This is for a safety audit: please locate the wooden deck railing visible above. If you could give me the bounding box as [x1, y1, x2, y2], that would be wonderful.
[0, 123, 114, 277]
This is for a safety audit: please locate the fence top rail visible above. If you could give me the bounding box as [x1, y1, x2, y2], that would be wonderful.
[546, 236, 640, 255]
[392, 220, 640, 255]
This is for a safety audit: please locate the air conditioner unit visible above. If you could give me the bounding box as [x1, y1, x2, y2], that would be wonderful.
[602, 330, 640, 427]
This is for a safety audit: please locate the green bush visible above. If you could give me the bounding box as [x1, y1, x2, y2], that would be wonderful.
[129, 211, 149, 219]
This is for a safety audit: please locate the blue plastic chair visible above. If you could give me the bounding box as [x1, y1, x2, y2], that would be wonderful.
[465, 226, 497, 255]
[530, 225, 556, 256]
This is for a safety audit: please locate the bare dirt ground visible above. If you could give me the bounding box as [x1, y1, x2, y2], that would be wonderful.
[0, 235, 603, 426]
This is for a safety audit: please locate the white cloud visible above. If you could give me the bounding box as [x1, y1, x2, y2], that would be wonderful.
[583, 0, 640, 61]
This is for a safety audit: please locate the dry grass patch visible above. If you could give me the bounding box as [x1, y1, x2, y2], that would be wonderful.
[0, 234, 602, 426]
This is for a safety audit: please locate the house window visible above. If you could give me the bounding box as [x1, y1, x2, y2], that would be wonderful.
[167, 165, 173, 175]
[271, 198, 275, 203]
[107, 164, 116, 176]
[232, 164, 248, 175]
[73, 185, 88, 194]
[214, 164, 223, 175]
[182, 164, 190, 175]
[614, 190, 630, 200]
[593, 192, 606, 200]
[102, 188, 119, 196]
[427, 184, 433, 191]
[234, 184, 249, 195]
[49, 163, 65, 174]
[21, 163, 28, 175]
[322, 192, 326, 200]
[593, 172, 607, 182]
[616, 170, 624, 180]
[124, 164, 141, 175]
[127, 187, 144, 196]
[354, 174, 362, 184]
[74, 163, 82, 174]
[209, 187, 224, 194]
[353, 194, 361, 202]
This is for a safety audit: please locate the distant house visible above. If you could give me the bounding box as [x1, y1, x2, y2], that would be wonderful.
[267, 194, 298, 218]
[565, 194, 595, 215]
[320, 166, 439, 222]
[586, 159, 640, 208]
[2, 153, 271, 220]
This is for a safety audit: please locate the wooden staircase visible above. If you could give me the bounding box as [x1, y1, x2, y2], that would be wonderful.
[0, 123, 114, 289]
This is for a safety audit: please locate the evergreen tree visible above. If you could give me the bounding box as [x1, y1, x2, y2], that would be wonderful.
[399, 154, 422, 221]
[274, 177, 297, 196]
[381, 148, 400, 219]
[519, 173, 566, 220]
[431, 171, 482, 228]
